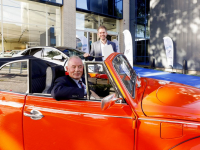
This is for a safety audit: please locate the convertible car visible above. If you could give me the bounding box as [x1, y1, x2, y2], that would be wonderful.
[0, 53, 200, 150]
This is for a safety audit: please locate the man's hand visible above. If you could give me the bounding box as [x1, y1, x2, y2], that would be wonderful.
[83, 53, 90, 57]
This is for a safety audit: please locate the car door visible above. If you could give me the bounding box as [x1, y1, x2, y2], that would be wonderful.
[0, 60, 28, 150]
[23, 61, 135, 150]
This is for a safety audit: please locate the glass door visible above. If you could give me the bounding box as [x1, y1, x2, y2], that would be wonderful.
[135, 0, 150, 65]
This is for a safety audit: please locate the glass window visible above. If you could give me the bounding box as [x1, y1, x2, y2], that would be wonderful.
[76, 0, 89, 10]
[90, 0, 102, 13]
[103, 0, 114, 16]
[62, 49, 84, 60]
[43, 48, 62, 60]
[86, 63, 117, 100]
[112, 55, 137, 97]
[99, 16, 117, 32]
[76, 0, 123, 19]
[137, 0, 145, 18]
[76, 12, 99, 30]
[114, 0, 123, 18]
[42, 0, 63, 5]
[21, 48, 43, 57]
[136, 24, 145, 38]
[0, 0, 61, 53]
[46, 5, 61, 28]
[0, 61, 28, 93]
[76, 11, 118, 32]
[134, 0, 150, 65]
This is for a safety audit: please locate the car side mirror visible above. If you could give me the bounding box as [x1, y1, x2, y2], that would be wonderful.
[101, 94, 123, 111]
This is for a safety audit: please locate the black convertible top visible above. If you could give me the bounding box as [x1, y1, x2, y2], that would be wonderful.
[0, 56, 64, 93]
[0, 56, 56, 67]
[0, 56, 58, 78]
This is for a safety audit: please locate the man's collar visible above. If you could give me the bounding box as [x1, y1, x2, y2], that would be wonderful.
[72, 78, 82, 83]
[100, 39, 107, 45]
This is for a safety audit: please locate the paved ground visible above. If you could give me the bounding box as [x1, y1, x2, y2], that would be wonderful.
[134, 66, 200, 88]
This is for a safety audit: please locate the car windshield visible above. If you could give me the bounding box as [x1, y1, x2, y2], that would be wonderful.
[112, 55, 137, 97]
[61, 49, 84, 60]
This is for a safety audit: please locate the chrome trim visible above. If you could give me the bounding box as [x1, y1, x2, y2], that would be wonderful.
[138, 118, 200, 126]
[27, 94, 129, 105]
[24, 110, 44, 120]
[27, 59, 30, 93]
[0, 90, 27, 95]
[81, 112, 132, 119]
[28, 106, 132, 119]
[0, 59, 29, 94]
[0, 59, 28, 70]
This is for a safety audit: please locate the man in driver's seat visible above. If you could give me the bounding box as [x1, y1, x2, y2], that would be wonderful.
[51, 56, 87, 100]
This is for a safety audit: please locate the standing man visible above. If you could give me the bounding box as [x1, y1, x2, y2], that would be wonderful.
[84, 25, 117, 61]
[51, 56, 86, 100]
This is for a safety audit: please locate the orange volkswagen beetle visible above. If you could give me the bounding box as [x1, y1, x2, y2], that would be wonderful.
[0, 53, 200, 150]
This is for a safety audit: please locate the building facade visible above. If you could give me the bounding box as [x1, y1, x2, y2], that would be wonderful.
[150, 0, 200, 73]
[130, 0, 150, 66]
[0, 0, 128, 57]
[0, 0, 62, 51]
[1, 0, 199, 73]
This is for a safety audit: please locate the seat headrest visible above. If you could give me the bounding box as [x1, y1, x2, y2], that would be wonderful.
[51, 65, 65, 80]
[42, 65, 65, 94]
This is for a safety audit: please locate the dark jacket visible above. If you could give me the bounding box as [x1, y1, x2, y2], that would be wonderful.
[51, 75, 85, 100]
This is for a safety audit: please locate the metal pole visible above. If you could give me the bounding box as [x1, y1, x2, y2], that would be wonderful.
[1, 0, 4, 56]
[46, 4, 48, 46]
[20, 62, 22, 74]
[182, 60, 187, 74]
[87, 32, 90, 52]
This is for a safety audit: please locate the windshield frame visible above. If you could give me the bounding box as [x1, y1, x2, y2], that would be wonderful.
[112, 54, 137, 98]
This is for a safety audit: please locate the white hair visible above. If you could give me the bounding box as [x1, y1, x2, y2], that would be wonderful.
[65, 56, 82, 67]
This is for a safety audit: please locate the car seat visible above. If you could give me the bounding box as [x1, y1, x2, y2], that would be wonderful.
[42, 65, 65, 94]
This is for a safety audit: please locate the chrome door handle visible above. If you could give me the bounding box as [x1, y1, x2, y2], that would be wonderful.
[24, 110, 44, 120]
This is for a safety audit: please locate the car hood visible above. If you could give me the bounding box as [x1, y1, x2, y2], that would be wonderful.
[142, 78, 200, 122]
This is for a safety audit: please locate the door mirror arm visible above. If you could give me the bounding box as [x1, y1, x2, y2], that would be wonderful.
[101, 94, 123, 111]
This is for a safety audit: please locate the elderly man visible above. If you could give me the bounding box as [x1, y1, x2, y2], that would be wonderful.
[84, 25, 117, 61]
[51, 56, 86, 100]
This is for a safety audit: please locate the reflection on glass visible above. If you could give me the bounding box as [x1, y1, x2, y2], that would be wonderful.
[136, 24, 145, 38]
[76, 0, 123, 19]
[134, 0, 150, 65]
[114, 0, 123, 18]
[46, 5, 61, 28]
[99, 16, 117, 32]
[87, 63, 116, 99]
[42, 0, 63, 5]
[0, 0, 61, 52]
[76, 0, 88, 10]
[103, 0, 113, 16]
[137, 0, 145, 18]
[135, 39, 149, 64]
[43, 48, 61, 60]
[3, 1, 22, 22]
[76, 12, 98, 30]
[113, 55, 137, 97]
[0, 61, 28, 93]
[90, 0, 102, 13]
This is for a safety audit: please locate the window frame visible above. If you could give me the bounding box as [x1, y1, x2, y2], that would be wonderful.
[84, 61, 125, 103]
[0, 59, 29, 94]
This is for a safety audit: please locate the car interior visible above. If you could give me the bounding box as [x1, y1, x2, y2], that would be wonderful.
[31, 60, 117, 101]
[0, 56, 118, 101]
